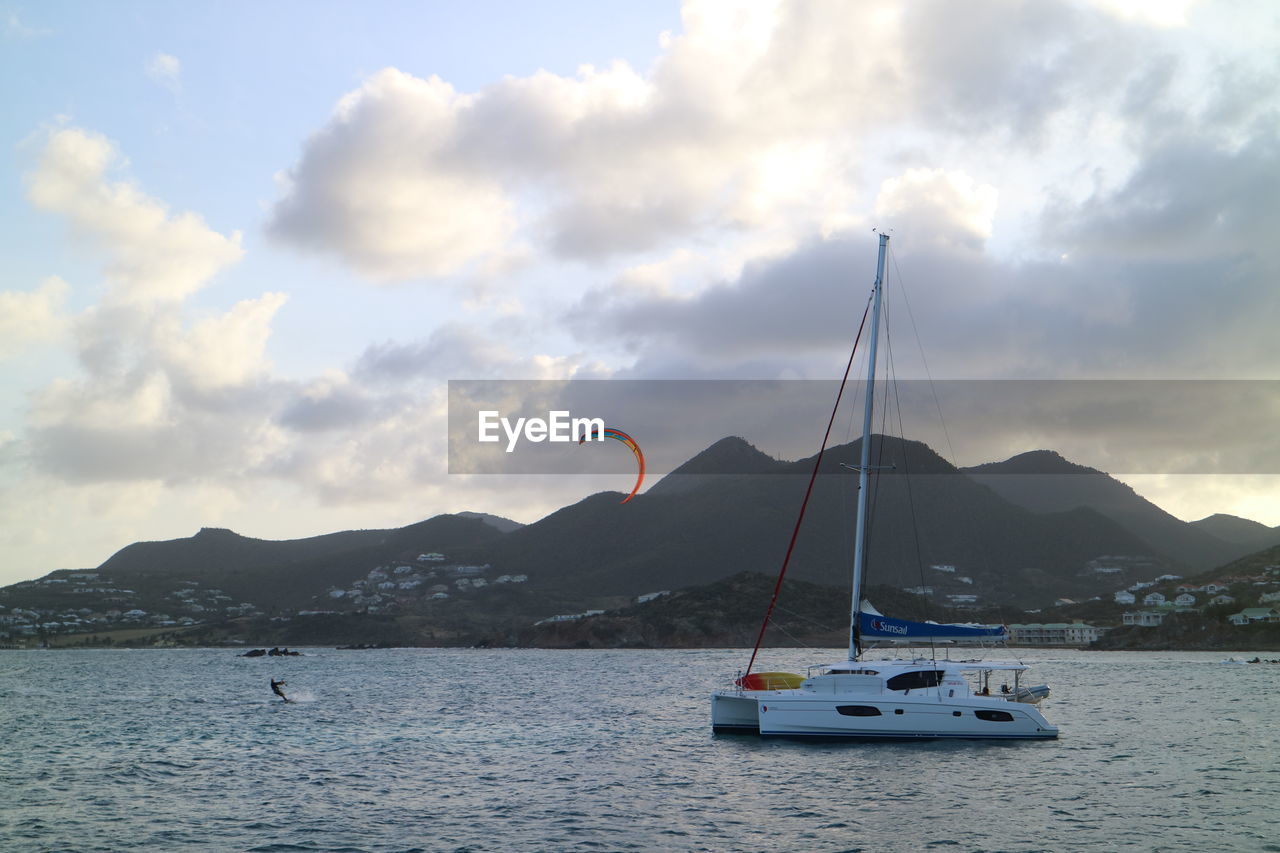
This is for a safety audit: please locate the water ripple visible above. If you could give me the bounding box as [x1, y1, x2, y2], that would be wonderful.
[1, 648, 1277, 851]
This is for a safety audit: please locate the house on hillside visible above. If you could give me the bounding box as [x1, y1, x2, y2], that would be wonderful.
[1123, 611, 1166, 627]
[1143, 592, 1166, 606]
[1174, 593, 1197, 607]
[1114, 591, 1136, 604]
[1210, 594, 1236, 606]
[1229, 607, 1280, 626]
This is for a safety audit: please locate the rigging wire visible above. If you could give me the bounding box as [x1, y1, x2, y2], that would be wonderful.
[772, 602, 839, 634]
[743, 292, 873, 678]
[882, 303, 939, 662]
[887, 242, 1013, 637]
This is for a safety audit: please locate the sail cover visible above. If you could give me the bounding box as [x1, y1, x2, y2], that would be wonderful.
[858, 611, 1007, 643]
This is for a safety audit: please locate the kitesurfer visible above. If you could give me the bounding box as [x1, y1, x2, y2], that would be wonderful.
[270, 678, 289, 702]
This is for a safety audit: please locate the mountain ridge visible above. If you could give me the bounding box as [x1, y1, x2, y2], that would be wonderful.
[3, 435, 1273, 648]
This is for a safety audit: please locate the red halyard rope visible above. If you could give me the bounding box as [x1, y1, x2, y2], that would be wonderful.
[743, 297, 872, 677]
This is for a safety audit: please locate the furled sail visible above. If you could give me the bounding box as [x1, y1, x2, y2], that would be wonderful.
[858, 607, 1007, 644]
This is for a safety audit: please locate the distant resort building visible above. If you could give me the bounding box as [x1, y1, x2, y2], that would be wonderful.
[1113, 591, 1136, 604]
[1142, 592, 1166, 606]
[1123, 611, 1166, 627]
[1008, 622, 1104, 645]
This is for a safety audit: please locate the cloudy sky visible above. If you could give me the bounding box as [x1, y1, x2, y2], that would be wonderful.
[3, 0, 1278, 585]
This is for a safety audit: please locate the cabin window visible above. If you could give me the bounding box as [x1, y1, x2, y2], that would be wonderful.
[885, 670, 944, 692]
[836, 705, 882, 717]
[975, 709, 1015, 722]
[829, 668, 880, 675]
[894, 709, 904, 715]
[952, 711, 961, 716]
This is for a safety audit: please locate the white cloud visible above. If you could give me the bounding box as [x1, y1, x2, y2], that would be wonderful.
[1084, 0, 1198, 28]
[5, 11, 51, 39]
[268, 69, 516, 279]
[18, 127, 276, 484]
[266, 1, 911, 278]
[875, 169, 999, 252]
[26, 127, 243, 304]
[265, 0, 1241, 284]
[146, 52, 181, 93]
[0, 276, 70, 359]
[156, 292, 289, 393]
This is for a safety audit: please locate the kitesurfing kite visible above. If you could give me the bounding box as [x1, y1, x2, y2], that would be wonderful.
[579, 427, 645, 503]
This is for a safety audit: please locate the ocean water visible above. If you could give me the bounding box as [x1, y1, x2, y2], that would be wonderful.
[1, 648, 1277, 852]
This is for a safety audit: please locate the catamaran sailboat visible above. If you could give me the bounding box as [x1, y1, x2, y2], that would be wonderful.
[710, 234, 1059, 740]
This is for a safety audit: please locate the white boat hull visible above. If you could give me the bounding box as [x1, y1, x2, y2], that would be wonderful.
[710, 691, 762, 734]
[713, 686, 1058, 740]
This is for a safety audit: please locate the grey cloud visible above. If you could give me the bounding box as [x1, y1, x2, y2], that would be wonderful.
[353, 324, 521, 384]
[898, 1, 1126, 142]
[567, 199, 1280, 383]
[1049, 136, 1280, 263]
[565, 234, 870, 360]
[29, 413, 276, 485]
[277, 386, 383, 433]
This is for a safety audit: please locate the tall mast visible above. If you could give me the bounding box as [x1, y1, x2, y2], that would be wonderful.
[849, 232, 889, 660]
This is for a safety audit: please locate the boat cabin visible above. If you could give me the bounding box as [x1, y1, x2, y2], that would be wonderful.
[801, 659, 1040, 701]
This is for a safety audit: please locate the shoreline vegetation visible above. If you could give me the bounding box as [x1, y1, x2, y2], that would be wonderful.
[12, 609, 1280, 653]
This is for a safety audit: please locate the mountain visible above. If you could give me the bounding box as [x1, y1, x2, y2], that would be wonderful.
[1191, 514, 1280, 549]
[455, 511, 525, 533]
[92, 515, 502, 609]
[963, 450, 1246, 571]
[644, 436, 784, 497]
[486, 435, 1175, 609]
[8, 435, 1261, 649]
